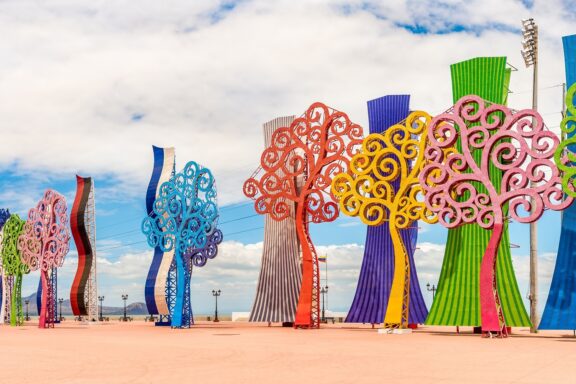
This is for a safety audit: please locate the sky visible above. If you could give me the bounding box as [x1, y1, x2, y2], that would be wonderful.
[0, 0, 574, 315]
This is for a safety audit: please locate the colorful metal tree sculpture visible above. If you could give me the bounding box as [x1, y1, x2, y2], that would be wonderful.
[244, 102, 364, 328]
[142, 161, 221, 328]
[1, 214, 28, 326]
[18, 190, 71, 328]
[420, 95, 571, 335]
[332, 111, 439, 329]
[0, 208, 11, 324]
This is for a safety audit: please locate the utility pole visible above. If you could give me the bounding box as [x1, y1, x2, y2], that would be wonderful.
[521, 18, 539, 333]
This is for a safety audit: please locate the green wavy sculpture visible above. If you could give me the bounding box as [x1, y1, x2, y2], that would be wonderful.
[425, 57, 531, 327]
[1, 214, 28, 326]
[555, 83, 576, 195]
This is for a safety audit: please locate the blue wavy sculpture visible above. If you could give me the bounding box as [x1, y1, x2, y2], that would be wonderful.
[142, 161, 222, 328]
[540, 34, 576, 330]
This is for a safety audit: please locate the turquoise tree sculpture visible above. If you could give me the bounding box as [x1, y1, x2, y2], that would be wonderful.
[1, 214, 28, 326]
[142, 161, 221, 328]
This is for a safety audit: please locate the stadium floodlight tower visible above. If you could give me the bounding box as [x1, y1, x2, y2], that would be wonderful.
[70, 176, 99, 321]
[521, 17, 540, 333]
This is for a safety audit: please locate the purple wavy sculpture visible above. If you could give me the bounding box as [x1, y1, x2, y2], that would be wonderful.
[345, 95, 427, 324]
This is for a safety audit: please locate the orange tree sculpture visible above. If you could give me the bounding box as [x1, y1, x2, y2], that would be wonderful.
[420, 95, 571, 336]
[244, 102, 363, 328]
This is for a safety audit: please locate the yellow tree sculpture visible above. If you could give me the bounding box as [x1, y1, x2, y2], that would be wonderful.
[332, 111, 440, 329]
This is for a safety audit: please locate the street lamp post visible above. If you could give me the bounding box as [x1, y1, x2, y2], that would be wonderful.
[521, 17, 539, 333]
[58, 298, 64, 321]
[212, 290, 221, 322]
[426, 283, 437, 300]
[121, 294, 128, 322]
[98, 296, 104, 321]
[320, 286, 329, 323]
[24, 300, 30, 321]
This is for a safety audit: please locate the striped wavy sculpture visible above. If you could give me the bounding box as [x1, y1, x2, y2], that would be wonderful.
[244, 102, 363, 329]
[0, 209, 11, 324]
[420, 95, 572, 337]
[144, 146, 176, 323]
[250, 116, 301, 324]
[142, 160, 222, 328]
[70, 176, 98, 321]
[332, 110, 440, 330]
[19, 190, 70, 328]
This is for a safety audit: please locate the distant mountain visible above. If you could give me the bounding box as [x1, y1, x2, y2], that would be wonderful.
[20, 293, 148, 316]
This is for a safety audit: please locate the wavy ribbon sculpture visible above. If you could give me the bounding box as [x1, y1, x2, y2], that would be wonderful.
[144, 146, 176, 320]
[19, 190, 70, 328]
[0, 209, 11, 324]
[540, 50, 576, 329]
[249, 116, 302, 324]
[70, 176, 98, 320]
[1, 214, 28, 326]
[142, 161, 221, 328]
[244, 102, 364, 328]
[332, 110, 439, 329]
[420, 95, 571, 335]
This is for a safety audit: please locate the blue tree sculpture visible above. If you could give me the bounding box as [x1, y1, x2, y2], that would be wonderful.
[142, 161, 221, 328]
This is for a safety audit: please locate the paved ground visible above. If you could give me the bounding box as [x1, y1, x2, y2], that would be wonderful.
[1, 321, 574, 384]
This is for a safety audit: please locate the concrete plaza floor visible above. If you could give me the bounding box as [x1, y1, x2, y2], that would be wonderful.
[1, 321, 574, 384]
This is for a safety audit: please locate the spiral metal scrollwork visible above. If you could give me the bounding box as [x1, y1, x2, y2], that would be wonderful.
[244, 102, 364, 223]
[554, 83, 576, 196]
[142, 161, 220, 255]
[420, 95, 571, 228]
[2, 214, 28, 276]
[18, 190, 70, 272]
[332, 110, 440, 228]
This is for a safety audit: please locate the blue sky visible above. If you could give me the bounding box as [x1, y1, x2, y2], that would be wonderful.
[0, 0, 574, 315]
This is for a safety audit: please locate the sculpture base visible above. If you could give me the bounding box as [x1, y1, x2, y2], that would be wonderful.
[378, 328, 413, 335]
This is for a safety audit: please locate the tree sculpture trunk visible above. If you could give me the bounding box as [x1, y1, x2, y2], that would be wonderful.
[39, 269, 49, 328]
[294, 201, 319, 328]
[173, 249, 185, 328]
[384, 223, 410, 327]
[480, 223, 506, 333]
[10, 273, 22, 326]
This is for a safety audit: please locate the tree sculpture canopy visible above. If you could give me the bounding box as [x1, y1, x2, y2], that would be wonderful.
[19, 190, 70, 272]
[331, 111, 440, 328]
[555, 83, 576, 196]
[244, 102, 364, 328]
[142, 160, 220, 328]
[419, 94, 571, 334]
[2, 214, 27, 277]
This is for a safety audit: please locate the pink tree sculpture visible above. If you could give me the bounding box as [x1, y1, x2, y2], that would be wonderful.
[419, 95, 572, 336]
[18, 190, 70, 328]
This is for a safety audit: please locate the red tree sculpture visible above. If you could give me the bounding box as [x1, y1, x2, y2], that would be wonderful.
[419, 95, 571, 336]
[244, 102, 363, 328]
[18, 190, 70, 328]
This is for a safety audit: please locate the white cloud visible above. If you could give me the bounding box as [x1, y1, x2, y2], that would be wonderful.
[0, 1, 573, 206]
